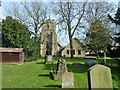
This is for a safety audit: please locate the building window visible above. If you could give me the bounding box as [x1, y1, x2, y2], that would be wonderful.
[66, 50, 69, 55]
[73, 50, 75, 55]
[78, 50, 81, 55]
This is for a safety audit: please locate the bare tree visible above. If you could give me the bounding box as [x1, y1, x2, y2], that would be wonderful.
[4, 1, 47, 43]
[84, 2, 114, 29]
[52, 0, 87, 58]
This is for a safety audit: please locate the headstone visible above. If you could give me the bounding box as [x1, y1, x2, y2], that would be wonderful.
[85, 60, 96, 66]
[50, 59, 68, 80]
[56, 59, 68, 75]
[88, 64, 113, 89]
[62, 72, 74, 88]
[45, 55, 53, 64]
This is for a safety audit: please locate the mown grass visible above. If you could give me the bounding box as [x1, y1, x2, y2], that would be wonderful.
[2, 57, 120, 88]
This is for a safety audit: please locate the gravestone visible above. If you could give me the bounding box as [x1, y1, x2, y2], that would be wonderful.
[62, 72, 74, 88]
[85, 60, 96, 66]
[56, 59, 68, 75]
[88, 64, 113, 89]
[50, 59, 68, 80]
[45, 55, 53, 64]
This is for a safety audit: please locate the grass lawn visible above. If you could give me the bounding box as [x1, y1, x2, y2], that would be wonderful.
[2, 57, 120, 88]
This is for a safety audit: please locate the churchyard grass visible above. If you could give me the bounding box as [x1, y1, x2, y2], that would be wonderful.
[2, 57, 120, 88]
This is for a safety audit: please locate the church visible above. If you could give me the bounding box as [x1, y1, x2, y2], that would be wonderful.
[40, 19, 62, 57]
[40, 19, 85, 57]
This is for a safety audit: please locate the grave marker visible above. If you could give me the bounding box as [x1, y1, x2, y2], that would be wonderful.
[45, 55, 53, 64]
[88, 64, 113, 89]
[50, 59, 68, 80]
[62, 72, 74, 88]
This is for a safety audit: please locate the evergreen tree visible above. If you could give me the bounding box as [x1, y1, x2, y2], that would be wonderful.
[85, 20, 111, 61]
[108, 4, 120, 60]
[2, 16, 31, 56]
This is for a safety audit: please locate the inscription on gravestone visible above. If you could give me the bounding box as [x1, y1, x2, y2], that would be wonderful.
[88, 64, 113, 89]
[47, 56, 52, 61]
[62, 72, 74, 88]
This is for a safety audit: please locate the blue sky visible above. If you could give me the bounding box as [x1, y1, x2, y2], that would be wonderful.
[0, 1, 119, 47]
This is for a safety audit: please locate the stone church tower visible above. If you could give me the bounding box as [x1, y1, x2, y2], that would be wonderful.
[40, 19, 60, 57]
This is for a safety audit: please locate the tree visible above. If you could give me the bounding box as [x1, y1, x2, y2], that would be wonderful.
[85, 20, 111, 62]
[2, 16, 31, 56]
[4, 1, 47, 57]
[4, 1, 47, 43]
[83, 2, 114, 63]
[108, 2, 120, 62]
[52, 1, 87, 58]
[84, 2, 114, 27]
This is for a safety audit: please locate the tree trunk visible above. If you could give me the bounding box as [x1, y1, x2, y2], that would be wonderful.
[67, 1, 73, 58]
[104, 51, 106, 64]
[96, 51, 100, 59]
[69, 36, 73, 58]
[68, 24, 73, 58]
[104, 48, 107, 64]
[35, 23, 38, 43]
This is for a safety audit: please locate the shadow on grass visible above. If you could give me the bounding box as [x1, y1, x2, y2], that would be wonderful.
[38, 74, 49, 77]
[44, 85, 61, 88]
[67, 64, 89, 73]
[44, 64, 57, 70]
[36, 62, 44, 64]
[43, 63, 88, 73]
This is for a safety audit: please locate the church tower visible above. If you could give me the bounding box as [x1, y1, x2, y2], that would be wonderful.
[40, 19, 58, 57]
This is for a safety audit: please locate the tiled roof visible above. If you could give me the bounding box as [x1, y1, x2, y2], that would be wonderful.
[0, 47, 23, 52]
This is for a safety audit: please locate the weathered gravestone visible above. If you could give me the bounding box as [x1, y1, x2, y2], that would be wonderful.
[85, 60, 96, 66]
[50, 59, 68, 80]
[56, 59, 68, 75]
[45, 55, 54, 64]
[62, 72, 74, 88]
[88, 64, 113, 89]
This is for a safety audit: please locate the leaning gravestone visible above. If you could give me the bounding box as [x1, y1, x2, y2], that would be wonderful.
[45, 55, 53, 64]
[62, 72, 74, 88]
[88, 64, 113, 89]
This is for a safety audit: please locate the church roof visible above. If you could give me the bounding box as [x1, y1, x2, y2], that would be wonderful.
[58, 43, 62, 47]
[73, 38, 85, 48]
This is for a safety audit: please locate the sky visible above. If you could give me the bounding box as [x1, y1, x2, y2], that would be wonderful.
[0, 1, 120, 47]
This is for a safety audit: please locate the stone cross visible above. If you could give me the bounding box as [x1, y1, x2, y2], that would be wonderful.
[62, 72, 74, 88]
[88, 64, 113, 89]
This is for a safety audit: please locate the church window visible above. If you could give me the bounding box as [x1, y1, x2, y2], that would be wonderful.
[73, 50, 75, 55]
[78, 50, 81, 55]
[66, 50, 69, 55]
